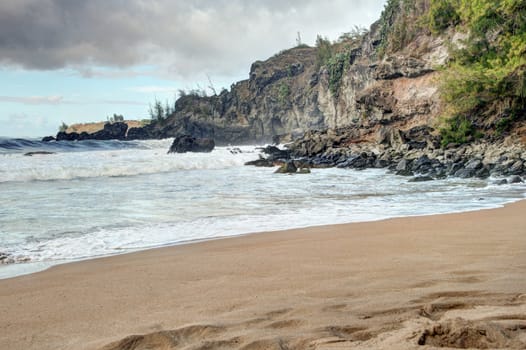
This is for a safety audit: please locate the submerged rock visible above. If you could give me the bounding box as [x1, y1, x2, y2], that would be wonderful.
[509, 175, 523, 184]
[0, 252, 28, 264]
[245, 156, 274, 167]
[409, 175, 434, 182]
[24, 151, 55, 156]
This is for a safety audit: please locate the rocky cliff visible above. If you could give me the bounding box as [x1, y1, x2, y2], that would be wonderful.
[50, 0, 525, 151]
[133, 19, 445, 145]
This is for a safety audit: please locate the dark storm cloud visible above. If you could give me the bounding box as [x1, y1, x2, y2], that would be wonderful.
[0, 0, 385, 77]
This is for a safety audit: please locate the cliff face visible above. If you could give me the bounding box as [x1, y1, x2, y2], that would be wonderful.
[132, 0, 525, 148]
[133, 11, 447, 145]
[140, 46, 323, 144]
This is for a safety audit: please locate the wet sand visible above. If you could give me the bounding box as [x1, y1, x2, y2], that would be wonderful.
[1, 201, 525, 349]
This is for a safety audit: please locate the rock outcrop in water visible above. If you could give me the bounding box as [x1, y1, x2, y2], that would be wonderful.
[50, 122, 129, 142]
[167, 135, 215, 153]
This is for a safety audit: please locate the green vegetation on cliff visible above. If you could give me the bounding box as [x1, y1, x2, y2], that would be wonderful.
[379, 0, 525, 145]
[377, 0, 429, 57]
[315, 27, 367, 97]
[437, 0, 526, 144]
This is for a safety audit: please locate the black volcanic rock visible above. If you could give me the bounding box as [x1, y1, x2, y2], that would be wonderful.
[91, 122, 128, 140]
[274, 161, 297, 174]
[41, 136, 55, 142]
[54, 122, 128, 141]
[168, 135, 215, 153]
[245, 157, 275, 167]
[260, 145, 291, 161]
[56, 131, 81, 141]
[127, 125, 157, 140]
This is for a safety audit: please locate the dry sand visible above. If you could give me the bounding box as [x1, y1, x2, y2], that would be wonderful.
[1, 201, 525, 349]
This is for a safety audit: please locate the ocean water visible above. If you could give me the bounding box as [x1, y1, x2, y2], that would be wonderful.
[1, 137, 525, 279]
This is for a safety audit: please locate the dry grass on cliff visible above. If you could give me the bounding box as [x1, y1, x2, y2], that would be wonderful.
[66, 121, 143, 134]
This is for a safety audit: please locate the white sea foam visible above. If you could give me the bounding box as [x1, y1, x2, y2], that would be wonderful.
[0, 140, 258, 182]
[0, 139, 525, 279]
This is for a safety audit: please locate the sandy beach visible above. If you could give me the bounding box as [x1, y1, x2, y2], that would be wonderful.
[1, 201, 525, 350]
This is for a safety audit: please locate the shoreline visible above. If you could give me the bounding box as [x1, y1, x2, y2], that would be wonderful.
[1, 200, 526, 349]
[1, 194, 524, 281]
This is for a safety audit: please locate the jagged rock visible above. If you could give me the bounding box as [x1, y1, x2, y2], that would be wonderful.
[448, 162, 464, 175]
[375, 56, 433, 80]
[509, 175, 523, 184]
[413, 155, 433, 173]
[127, 125, 157, 140]
[41, 136, 55, 142]
[402, 126, 437, 150]
[245, 157, 274, 167]
[374, 159, 390, 168]
[475, 167, 491, 179]
[274, 161, 297, 174]
[508, 160, 524, 175]
[168, 135, 215, 153]
[261, 145, 290, 160]
[396, 158, 411, 172]
[465, 159, 483, 170]
[91, 122, 128, 140]
[396, 169, 414, 176]
[454, 168, 476, 178]
[337, 154, 370, 169]
[56, 131, 80, 141]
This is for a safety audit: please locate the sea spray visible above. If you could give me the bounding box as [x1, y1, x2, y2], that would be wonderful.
[0, 138, 525, 278]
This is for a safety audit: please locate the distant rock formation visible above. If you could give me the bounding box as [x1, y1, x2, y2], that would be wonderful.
[48, 122, 128, 142]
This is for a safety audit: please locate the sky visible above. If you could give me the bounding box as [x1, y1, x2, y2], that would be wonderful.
[0, 0, 386, 138]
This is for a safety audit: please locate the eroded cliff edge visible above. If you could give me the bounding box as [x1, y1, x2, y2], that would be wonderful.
[131, 18, 446, 145]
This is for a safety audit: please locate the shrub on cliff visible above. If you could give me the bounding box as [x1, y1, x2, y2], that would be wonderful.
[58, 122, 68, 132]
[315, 27, 366, 97]
[436, 0, 526, 142]
[377, 0, 428, 57]
[327, 52, 351, 97]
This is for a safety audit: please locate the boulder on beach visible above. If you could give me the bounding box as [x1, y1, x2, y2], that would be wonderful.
[168, 135, 215, 153]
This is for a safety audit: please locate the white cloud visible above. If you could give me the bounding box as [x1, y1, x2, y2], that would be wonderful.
[0, 95, 64, 105]
[0, 0, 386, 80]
